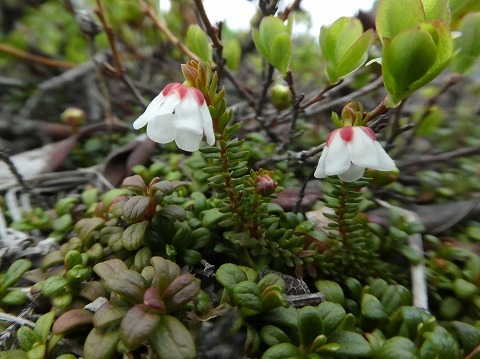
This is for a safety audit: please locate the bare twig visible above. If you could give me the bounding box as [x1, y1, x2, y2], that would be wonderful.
[294, 168, 315, 213]
[397, 145, 480, 168]
[256, 142, 325, 168]
[0, 43, 76, 69]
[0, 146, 31, 193]
[299, 80, 343, 110]
[193, 0, 225, 78]
[277, 70, 304, 151]
[222, 69, 257, 107]
[94, 0, 123, 76]
[304, 76, 384, 117]
[0, 312, 35, 327]
[141, 0, 199, 62]
[278, 0, 302, 20]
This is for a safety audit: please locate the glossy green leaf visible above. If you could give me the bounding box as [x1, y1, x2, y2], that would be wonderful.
[1, 289, 27, 306]
[83, 327, 120, 359]
[317, 301, 346, 335]
[361, 293, 388, 321]
[260, 325, 290, 347]
[375, 337, 419, 359]
[233, 281, 263, 311]
[104, 269, 148, 303]
[269, 32, 292, 74]
[336, 29, 374, 78]
[122, 196, 151, 222]
[171, 222, 193, 251]
[383, 28, 436, 102]
[151, 256, 180, 294]
[298, 306, 324, 348]
[26, 343, 46, 359]
[0, 259, 32, 292]
[185, 24, 212, 63]
[75, 218, 104, 241]
[398, 306, 428, 340]
[34, 311, 55, 344]
[320, 17, 373, 82]
[258, 273, 285, 293]
[376, 0, 425, 42]
[252, 16, 292, 74]
[122, 220, 148, 251]
[320, 18, 361, 61]
[216, 263, 248, 292]
[327, 330, 372, 357]
[163, 273, 200, 310]
[93, 258, 128, 280]
[449, 321, 480, 354]
[149, 315, 196, 359]
[421, 0, 450, 22]
[122, 174, 147, 194]
[224, 39, 242, 72]
[452, 12, 480, 73]
[93, 302, 128, 329]
[261, 343, 302, 359]
[314, 280, 345, 304]
[450, 0, 480, 28]
[41, 276, 69, 297]
[120, 304, 160, 350]
[17, 326, 37, 351]
[201, 208, 231, 227]
[420, 326, 458, 359]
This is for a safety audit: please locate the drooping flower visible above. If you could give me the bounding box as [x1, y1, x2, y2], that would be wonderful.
[314, 126, 396, 182]
[133, 83, 215, 152]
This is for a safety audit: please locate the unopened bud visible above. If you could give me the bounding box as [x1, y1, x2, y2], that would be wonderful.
[271, 84, 292, 111]
[255, 173, 277, 196]
[61, 107, 86, 128]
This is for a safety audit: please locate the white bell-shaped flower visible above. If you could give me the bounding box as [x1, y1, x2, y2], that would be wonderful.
[133, 83, 215, 152]
[314, 126, 396, 182]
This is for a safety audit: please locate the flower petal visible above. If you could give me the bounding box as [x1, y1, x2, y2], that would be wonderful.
[175, 130, 203, 152]
[324, 131, 351, 175]
[371, 141, 396, 171]
[314, 148, 329, 178]
[173, 95, 203, 134]
[199, 103, 215, 145]
[338, 164, 365, 182]
[145, 115, 177, 144]
[158, 93, 181, 115]
[348, 127, 380, 168]
[132, 93, 168, 129]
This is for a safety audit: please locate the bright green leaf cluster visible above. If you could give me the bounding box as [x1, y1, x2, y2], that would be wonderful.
[452, 12, 480, 73]
[185, 24, 213, 63]
[320, 17, 374, 83]
[376, 0, 453, 104]
[252, 16, 292, 74]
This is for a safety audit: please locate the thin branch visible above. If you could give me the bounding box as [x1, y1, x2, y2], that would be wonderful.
[256, 64, 275, 115]
[0, 146, 31, 193]
[294, 168, 315, 213]
[193, 0, 225, 79]
[0, 43, 76, 69]
[256, 142, 325, 168]
[141, 0, 199, 62]
[222, 69, 257, 107]
[304, 76, 384, 117]
[299, 80, 343, 110]
[0, 312, 35, 327]
[278, 0, 302, 20]
[277, 70, 304, 151]
[397, 145, 480, 168]
[94, 0, 123, 76]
